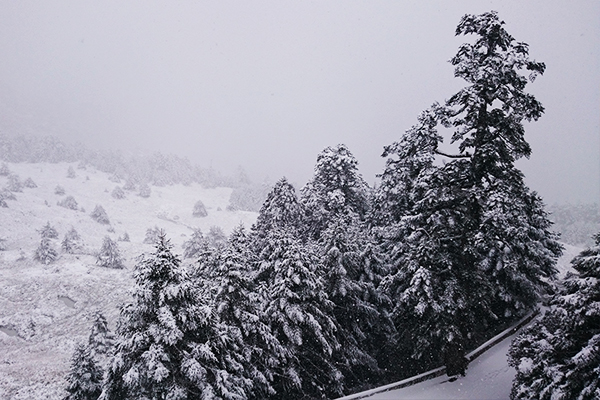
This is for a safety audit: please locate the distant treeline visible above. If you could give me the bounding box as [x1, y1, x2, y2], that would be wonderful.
[0, 133, 269, 210]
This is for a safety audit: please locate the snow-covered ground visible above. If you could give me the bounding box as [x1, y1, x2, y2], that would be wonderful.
[0, 162, 258, 399]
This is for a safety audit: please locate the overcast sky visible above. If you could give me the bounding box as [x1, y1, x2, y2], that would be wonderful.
[0, 1, 598, 204]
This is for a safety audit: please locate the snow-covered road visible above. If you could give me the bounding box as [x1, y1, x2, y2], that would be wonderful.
[366, 332, 517, 400]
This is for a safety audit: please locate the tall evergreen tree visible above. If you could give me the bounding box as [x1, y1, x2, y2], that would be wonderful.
[212, 225, 285, 399]
[509, 233, 600, 400]
[318, 216, 392, 390]
[100, 234, 252, 400]
[301, 144, 369, 240]
[257, 230, 342, 399]
[375, 11, 562, 376]
[251, 178, 303, 247]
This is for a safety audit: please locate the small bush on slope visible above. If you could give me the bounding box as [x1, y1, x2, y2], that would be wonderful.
[111, 186, 125, 199]
[54, 185, 66, 195]
[62, 227, 83, 254]
[192, 199, 207, 217]
[96, 236, 124, 269]
[58, 195, 79, 210]
[34, 237, 58, 264]
[90, 205, 110, 225]
[38, 222, 59, 239]
[23, 177, 37, 188]
[6, 173, 23, 192]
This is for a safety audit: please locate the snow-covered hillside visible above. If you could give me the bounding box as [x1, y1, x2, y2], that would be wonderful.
[0, 162, 258, 399]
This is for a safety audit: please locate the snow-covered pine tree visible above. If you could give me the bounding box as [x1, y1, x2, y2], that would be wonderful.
[62, 227, 83, 254]
[301, 144, 370, 240]
[39, 221, 59, 239]
[90, 205, 110, 225]
[67, 165, 77, 179]
[96, 236, 124, 269]
[192, 199, 208, 217]
[257, 229, 343, 399]
[88, 311, 115, 361]
[318, 216, 393, 390]
[100, 234, 253, 400]
[6, 173, 23, 192]
[212, 225, 285, 398]
[55, 185, 66, 195]
[23, 177, 37, 188]
[111, 186, 125, 199]
[207, 226, 227, 249]
[182, 228, 210, 259]
[143, 226, 163, 245]
[508, 233, 600, 400]
[64, 343, 103, 400]
[58, 195, 79, 210]
[34, 236, 58, 264]
[137, 182, 151, 198]
[375, 11, 562, 377]
[251, 178, 303, 249]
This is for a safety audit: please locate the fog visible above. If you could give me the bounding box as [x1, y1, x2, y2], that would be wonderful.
[0, 1, 598, 204]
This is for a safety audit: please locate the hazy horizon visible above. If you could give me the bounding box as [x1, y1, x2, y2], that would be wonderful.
[1, 1, 598, 204]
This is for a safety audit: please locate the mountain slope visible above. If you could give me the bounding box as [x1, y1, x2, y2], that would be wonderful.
[0, 161, 257, 399]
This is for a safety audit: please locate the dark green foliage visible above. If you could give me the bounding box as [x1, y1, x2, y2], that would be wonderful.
[374, 11, 561, 377]
[319, 217, 392, 390]
[212, 225, 284, 398]
[258, 230, 343, 399]
[251, 178, 303, 250]
[509, 233, 600, 400]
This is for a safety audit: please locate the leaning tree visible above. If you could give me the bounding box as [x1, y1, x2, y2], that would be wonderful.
[375, 11, 562, 377]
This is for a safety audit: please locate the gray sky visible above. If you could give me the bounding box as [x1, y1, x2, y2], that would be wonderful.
[0, 1, 598, 204]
